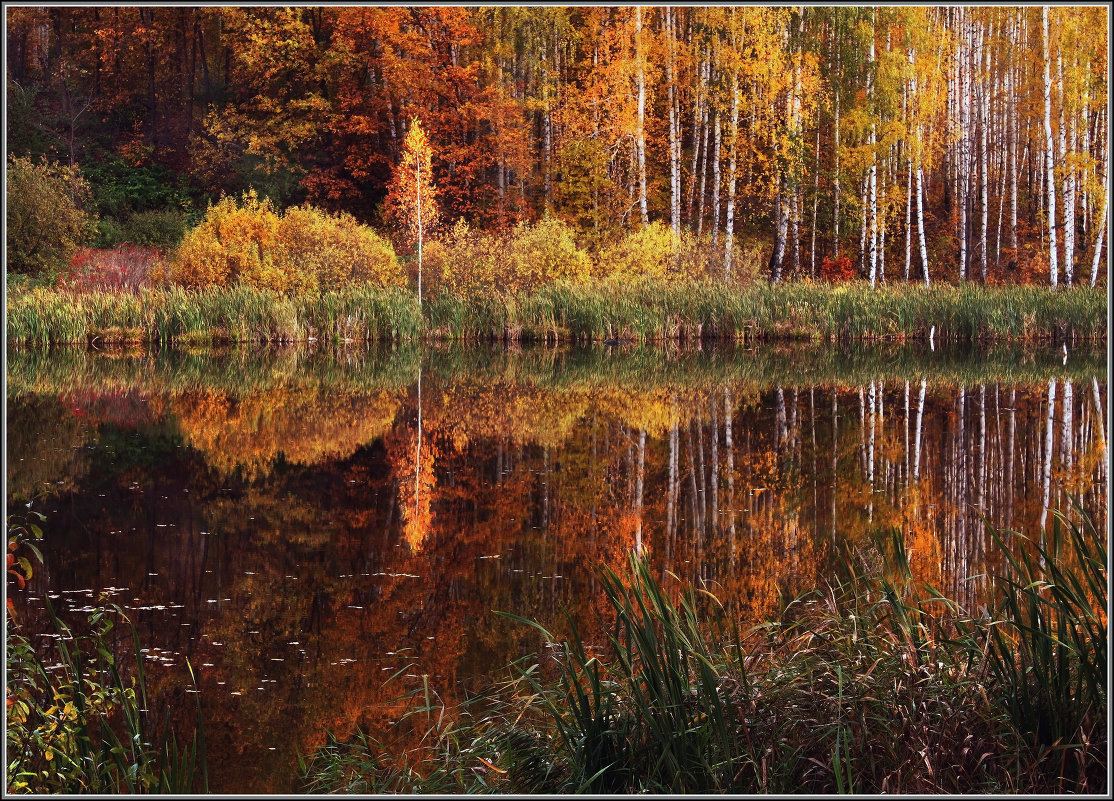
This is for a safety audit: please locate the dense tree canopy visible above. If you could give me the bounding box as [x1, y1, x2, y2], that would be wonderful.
[5, 6, 1109, 285]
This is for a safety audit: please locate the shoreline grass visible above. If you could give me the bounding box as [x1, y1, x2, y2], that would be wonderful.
[6, 280, 1107, 348]
[299, 503, 1107, 794]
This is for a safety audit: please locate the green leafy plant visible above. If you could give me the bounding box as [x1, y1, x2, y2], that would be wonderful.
[6, 155, 96, 280]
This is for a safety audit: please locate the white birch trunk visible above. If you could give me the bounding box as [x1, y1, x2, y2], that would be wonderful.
[916, 166, 931, 285]
[1058, 54, 1075, 285]
[1090, 109, 1107, 286]
[1042, 6, 1059, 287]
[833, 87, 841, 259]
[978, 22, 989, 283]
[711, 108, 722, 247]
[724, 74, 742, 274]
[635, 7, 648, 227]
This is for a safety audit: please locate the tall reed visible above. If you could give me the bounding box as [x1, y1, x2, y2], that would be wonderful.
[6, 602, 208, 793]
[7, 281, 1106, 347]
[300, 503, 1106, 795]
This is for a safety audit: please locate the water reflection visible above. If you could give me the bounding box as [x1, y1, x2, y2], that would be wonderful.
[7, 342, 1107, 793]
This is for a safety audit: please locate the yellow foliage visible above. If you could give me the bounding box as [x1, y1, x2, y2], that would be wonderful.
[429, 215, 591, 295]
[281, 205, 402, 290]
[507, 214, 592, 290]
[426, 219, 504, 296]
[598, 222, 682, 283]
[170, 190, 401, 294]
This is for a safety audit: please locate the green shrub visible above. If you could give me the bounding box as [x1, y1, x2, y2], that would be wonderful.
[81, 154, 192, 220]
[122, 209, 188, 249]
[93, 216, 125, 249]
[6, 155, 96, 279]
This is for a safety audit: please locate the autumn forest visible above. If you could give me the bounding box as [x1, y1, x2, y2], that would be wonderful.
[6, 5, 1109, 286]
[5, 5, 1110, 796]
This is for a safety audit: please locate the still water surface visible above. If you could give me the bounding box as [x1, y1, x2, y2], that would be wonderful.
[7, 342, 1107, 793]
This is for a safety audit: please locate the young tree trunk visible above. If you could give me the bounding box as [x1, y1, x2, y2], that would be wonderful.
[905, 158, 913, 281]
[958, 12, 970, 281]
[695, 59, 712, 236]
[711, 106, 723, 247]
[1090, 111, 1108, 286]
[833, 87, 841, 259]
[867, 22, 878, 287]
[1042, 6, 1059, 287]
[768, 183, 788, 283]
[635, 7, 648, 227]
[859, 173, 869, 278]
[1009, 14, 1019, 259]
[810, 122, 821, 278]
[724, 74, 742, 275]
[1057, 54, 1075, 285]
[687, 46, 706, 226]
[916, 165, 931, 285]
[665, 7, 681, 237]
[978, 23, 989, 283]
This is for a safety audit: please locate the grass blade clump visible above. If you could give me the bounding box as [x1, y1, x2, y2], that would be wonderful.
[299, 504, 1106, 794]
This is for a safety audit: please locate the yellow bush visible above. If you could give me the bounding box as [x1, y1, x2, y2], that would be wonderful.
[170, 191, 400, 294]
[280, 206, 402, 290]
[427, 216, 589, 296]
[428, 219, 504, 296]
[598, 221, 682, 283]
[506, 214, 591, 290]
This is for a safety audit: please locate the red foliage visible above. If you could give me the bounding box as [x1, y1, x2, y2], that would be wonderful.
[819, 255, 855, 282]
[61, 245, 163, 292]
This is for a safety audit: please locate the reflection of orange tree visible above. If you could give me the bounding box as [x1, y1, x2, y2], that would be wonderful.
[171, 387, 401, 477]
[384, 419, 440, 552]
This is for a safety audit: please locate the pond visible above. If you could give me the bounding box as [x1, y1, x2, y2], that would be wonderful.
[7, 341, 1107, 793]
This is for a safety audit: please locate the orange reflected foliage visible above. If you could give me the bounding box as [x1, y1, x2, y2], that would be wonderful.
[172, 387, 401, 477]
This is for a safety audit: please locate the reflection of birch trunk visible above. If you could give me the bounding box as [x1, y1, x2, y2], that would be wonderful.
[977, 384, 986, 513]
[725, 387, 736, 561]
[1007, 388, 1016, 529]
[1092, 378, 1107, 485]
[954, 385, 968, 603]
[685, 424, 702, 544]
[791, 389, 800, 458]
[667, 419, 679, 557]
[904, 381, 910, 486]
[831, 389, 839, 544]
[634, 429, 646, 554]
[867, 382, 876, 523]
[710, 397, 720, 531]
[1061, 380, 1073, 472]
[694, 419, 707, 538]
[810, 387, 818, 536]
[868, 382, 876, 487]
[775, 386, 787, 451]
[914, 379, 926, 482]
[415, 367, 422, 522]
[1040, 379, 1057, 531]
[858, 385, 867, 477]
